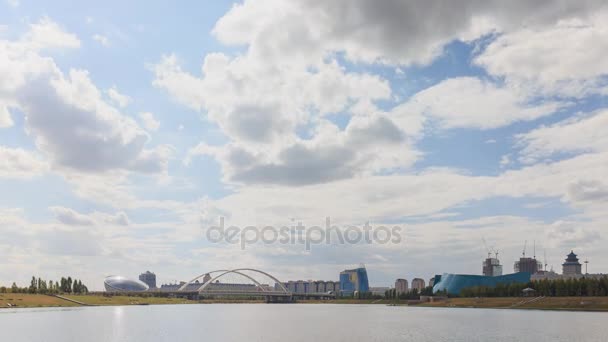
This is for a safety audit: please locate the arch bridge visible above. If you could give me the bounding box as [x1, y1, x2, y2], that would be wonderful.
[178, 268, 292, 302]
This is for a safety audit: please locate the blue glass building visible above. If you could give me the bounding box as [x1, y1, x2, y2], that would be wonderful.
[340, 266, 369, 296]
[432, 272, 530, 295]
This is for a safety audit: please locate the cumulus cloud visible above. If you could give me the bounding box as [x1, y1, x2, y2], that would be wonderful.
[213, 0, 604, 66]
[107, 86, 130, 107]
[1, 18, 170, 175]
[189, 115, 418, 186]
[0, 146, 48, 179]
[139, 112, 160, 131]
[403, 77, 564, 129]
[476, 11, 608, 97]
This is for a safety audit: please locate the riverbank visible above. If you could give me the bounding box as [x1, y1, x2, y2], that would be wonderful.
[415, 296, 608, 311]
[3, 294, 608, 311]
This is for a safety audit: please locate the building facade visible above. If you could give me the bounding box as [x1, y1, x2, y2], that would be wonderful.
[395, 278, 408, 294]
[482, 257, 503, 276]
[411, 278, 425, 291]
[432, 272, 531, 295]
[280, 280, 339, 294]
[139, 271, 157, 289]
[514, 257, 542, 274]
[340, 266, 369, 296]
[562, 250, 582, 275]
[104, 275, 149, 292]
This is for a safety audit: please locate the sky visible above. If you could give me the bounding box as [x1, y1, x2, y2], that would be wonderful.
[1, 0, 608, 290]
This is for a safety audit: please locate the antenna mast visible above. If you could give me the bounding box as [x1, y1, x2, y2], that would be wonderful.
[522, 240, 527, 258]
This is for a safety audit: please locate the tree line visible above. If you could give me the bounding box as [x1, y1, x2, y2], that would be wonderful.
[459, 276, 608, 297]
[384, 286, 437, 300]
[0, 276, 89, 294]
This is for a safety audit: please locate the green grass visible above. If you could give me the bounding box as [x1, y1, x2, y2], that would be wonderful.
[418, 297, 608, 311]
[1, 294, 79, 308]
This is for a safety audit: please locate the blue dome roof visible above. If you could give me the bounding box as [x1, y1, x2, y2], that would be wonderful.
[104, 275, 149, 292]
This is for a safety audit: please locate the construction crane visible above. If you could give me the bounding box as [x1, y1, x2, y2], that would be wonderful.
[522, 240, 527, 258]
[482, 237, 498, 259]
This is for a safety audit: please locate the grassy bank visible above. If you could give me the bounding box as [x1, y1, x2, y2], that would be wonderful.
[417, 296, 608, 311]
[3, 294, 608, 311]
[1, 293, 80, 308]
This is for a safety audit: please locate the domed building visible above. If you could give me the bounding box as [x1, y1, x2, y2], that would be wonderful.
[104, 275, 149, 292]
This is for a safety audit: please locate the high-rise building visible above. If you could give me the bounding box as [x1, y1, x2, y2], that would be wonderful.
[562, 250, 582, 275]
[395, 278, 408, 294]
[514, 257, 542, 274]
[411, 278, 425, 291]
[138, 271, 156, 289]
[429, 277, 435, 288]
[340, 266, 369, 296]
[482, 257, 503, 276]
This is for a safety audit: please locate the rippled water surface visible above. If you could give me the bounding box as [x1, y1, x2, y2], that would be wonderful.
[1, 304, 607, 341]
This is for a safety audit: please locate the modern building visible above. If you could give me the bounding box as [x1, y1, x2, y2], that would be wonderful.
[432, 272, 531, 295]
[340, 266, 369, 296]
[160, 280, 268, 293]
[411, 278, 425, 291]
[395, 278, 408, 294]
[280, 280, 339, 294]
[429, 277, 435, 288]
[482, 257, 503, 276]
[514, 257, 542, 274]
[104, 275, 149, 292]
[562, 250, 582, 275]
[139, 271, 156, 289]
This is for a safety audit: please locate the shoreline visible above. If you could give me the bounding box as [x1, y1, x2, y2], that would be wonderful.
[2, 294, 608, 312]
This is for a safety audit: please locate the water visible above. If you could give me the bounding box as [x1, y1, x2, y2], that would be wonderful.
[1, 304, 606, 341]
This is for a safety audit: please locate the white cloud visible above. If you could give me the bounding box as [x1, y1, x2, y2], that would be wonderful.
[22, 17, 80, 50]
[516, 109, 608, 164]
[213, 0, 604, 66]
[50, 206, 95, 226]
[0, 102, 13, 128]
[403, 77, 563, 129]
[92, 34, 110, 47]
[106, 85, 130, 107]
[476, 12, 608, 97]
[0, 146, 48, 179]
[0, 19, 170, 175]
[139, 112, 160, 131]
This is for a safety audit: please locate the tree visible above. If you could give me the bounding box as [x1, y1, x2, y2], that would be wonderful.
[29, 276, 37, 294]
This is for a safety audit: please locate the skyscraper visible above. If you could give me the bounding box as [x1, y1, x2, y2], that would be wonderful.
[339, 266, 369, 296]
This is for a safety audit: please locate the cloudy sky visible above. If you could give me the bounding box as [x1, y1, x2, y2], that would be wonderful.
[1, 0, 608, 289]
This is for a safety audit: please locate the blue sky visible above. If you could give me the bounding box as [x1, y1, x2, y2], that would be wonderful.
[1, 0, 608, 289]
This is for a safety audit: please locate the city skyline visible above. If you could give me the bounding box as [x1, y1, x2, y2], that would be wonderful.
[1, 0, 608, 291]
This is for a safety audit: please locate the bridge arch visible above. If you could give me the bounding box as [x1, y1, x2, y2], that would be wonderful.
[178, 268, 288, 294]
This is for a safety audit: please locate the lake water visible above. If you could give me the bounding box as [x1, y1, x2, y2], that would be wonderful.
[1, 304, 606, 341]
